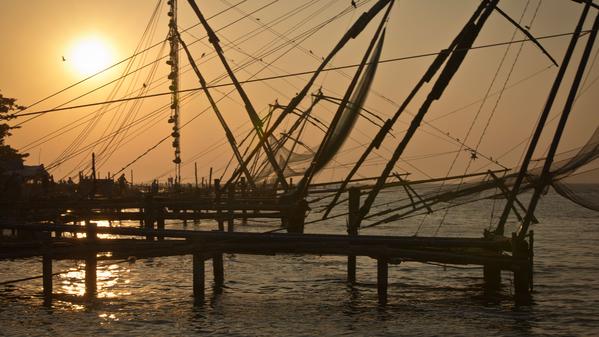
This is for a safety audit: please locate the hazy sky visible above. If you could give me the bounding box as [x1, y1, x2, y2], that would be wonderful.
[1, 0, 598, 183]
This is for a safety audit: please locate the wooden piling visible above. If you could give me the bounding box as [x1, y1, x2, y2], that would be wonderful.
[193, 252, 205, 303]
[483, 265, 501, 291]
[157, 208, 165, 240]
[529, 230, 534, 292]
[213, 179, 225, 294]
[512, 232, 531, 301]
[240, 177, 247, 225]
[85, 221, 97, 298]
[347, 187, 360, 284]
[144, 198, 155, 241]
[214, 179, 224, 231]
[42, 255, 53, 304]
[227, 185, 234, 232]
[286, 198, 306, 234]
[377, 257, 388, 305]
[213, 253, 224, 294]
[194, 162, 199, 189]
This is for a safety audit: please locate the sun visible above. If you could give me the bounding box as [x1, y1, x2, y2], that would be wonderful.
[68, 36, 113, 76]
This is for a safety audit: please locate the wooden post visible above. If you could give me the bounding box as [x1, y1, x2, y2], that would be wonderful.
[347, 187, 360, 284]
[144, 198, 154, 241]
[240, 177, 247, 225]
[85, 221, 97, 298]
[213, 179, 225, 294]
[194, 162, 199, 189]
[286, 198, 306, 234]
[377, 257, 388, 305]
[215, 179, 224, 231]
[529, 230, 534, 292]
[193, 252, 205, 304]
[227, 184, 235, 232]
[483, 265, 501, 291]
[157, 208, 165, 240]
[91, 153, 97, 197]
[42, 255, 53, 305]
[183, 209, 188, 227]
[512, 232, 531, 301]
[42, 230, 53, 305]
[213, 253, 224, 294]
[208, 167, 213, 190]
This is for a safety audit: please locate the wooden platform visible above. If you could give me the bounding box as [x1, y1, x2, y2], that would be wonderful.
[0, 221, 533, 305]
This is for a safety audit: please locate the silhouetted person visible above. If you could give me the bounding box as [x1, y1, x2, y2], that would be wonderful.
[117, 173, 127, 195]
[151, 179, 159, 194]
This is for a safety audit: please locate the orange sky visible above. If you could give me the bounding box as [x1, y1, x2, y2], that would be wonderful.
[1, 0, 598, 184]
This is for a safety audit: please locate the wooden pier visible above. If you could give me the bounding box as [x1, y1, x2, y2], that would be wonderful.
[0, 184, 534, 306]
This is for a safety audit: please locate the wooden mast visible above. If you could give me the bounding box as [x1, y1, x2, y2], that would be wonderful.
[186, 0, 289, 190]
[322, 0, 495, 219]
[168, 0, 182, 186]
[296, 3, 393, 195]
[176, 32, 257, 188]
[494, 2, 592, 236]
[222, 0, 394, 190]
[356, 0, 499, 227]
[518, 7, 599, 240]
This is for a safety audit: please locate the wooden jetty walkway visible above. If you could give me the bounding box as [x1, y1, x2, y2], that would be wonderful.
[0, 185, 534, 306]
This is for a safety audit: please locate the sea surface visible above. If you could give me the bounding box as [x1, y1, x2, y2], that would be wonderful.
[1, 186, 598, 336]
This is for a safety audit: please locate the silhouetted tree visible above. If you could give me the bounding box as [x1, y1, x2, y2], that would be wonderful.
[0, 93, 28, 172]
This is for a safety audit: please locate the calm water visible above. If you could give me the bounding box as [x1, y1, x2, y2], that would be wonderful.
[1, 187, 598, 336]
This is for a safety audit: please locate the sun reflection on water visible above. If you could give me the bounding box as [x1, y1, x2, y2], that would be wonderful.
[57, 260, 132, 300]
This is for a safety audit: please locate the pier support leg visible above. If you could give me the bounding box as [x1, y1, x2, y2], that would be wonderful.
[512, 233, 532, 302]
[193, 252, 205, 304]
[348, 256, 356, 284]
[286, 201, 306, 234]
[85, 253, 97, 298]
[157, 210, 165, 241]
[377, 258, 388, 305]
[194, 209, 201, 225]
[483, 265, 501, 291]
[240, 177, 248, 225]
[85, 221, 97, 298]
[227, 185, 235, 232]
[213, 253, 224, 294]
[347, 188, 360, 284]
[215, 179, 224, 231]
[42, 255, 53, 305]
[144, 206, 155, 241]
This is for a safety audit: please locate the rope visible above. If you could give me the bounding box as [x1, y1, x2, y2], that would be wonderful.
[11, 31, 586, 120]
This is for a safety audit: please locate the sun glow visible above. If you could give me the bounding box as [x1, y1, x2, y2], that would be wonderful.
[68, 37, 113, 76]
